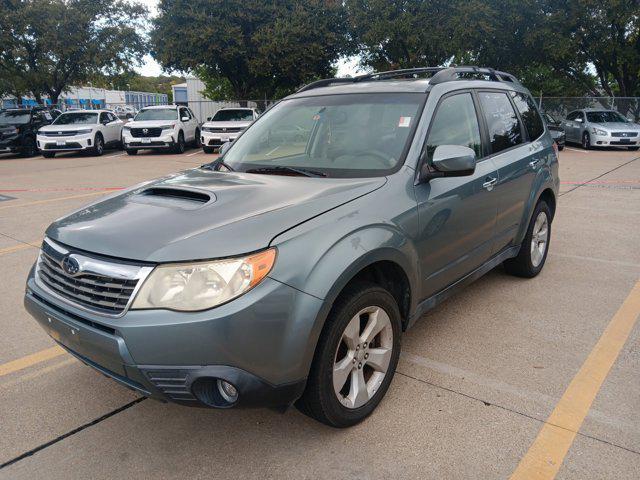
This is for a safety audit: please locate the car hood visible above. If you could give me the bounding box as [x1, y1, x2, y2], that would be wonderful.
[46, 169, 386, 262]
[39, 124, 95, 132]
[592, 122, 640, 131]
[125, 120, 178, 128]
[202, 120, 252, 129]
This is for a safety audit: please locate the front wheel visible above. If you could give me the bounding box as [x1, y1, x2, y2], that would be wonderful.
[296, 282, 401, 427]
[203, 146, 215, 154]
[582, 132, 591, 150]
[173, 131, 185, 154]
[42, 151, 55, 158]
[125, 149, 138, 156]
[193, 129, 201, 148]
[628, 146, 639, 151]
[504, 201, 551, 278]
[93, 133, 104, 156]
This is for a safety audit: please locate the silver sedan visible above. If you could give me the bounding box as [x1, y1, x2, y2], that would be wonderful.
[563, 109, 640, 150]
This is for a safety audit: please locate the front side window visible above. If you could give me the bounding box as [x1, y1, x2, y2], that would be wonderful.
[134, 108, 178, 121]
[0, 110, 31, 125]
[478, 91, 523, 154]
[212, 109, 255, 121]
[566, 111, 580, 121]
[511, 92, 544, 140]
[179, 108, 191, 120]
[220, 93, 425, 178]
[53, 112, 99, 125]
[586, 111, 629, 124]
[425, 93, 482, 160]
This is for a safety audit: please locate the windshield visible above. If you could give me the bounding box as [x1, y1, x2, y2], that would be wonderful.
[219, 93, 424, 178]
[212, 109, 254, 121]
[53, 112, 98, 125]
[0, 110, 31, 125]
[586, 111, 628, 123]
[134, 108, 178, 121]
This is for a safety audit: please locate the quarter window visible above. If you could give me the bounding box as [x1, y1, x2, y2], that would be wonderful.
[510, 92, 544, 140]
[425, 93, 482, 160]
[478, 91, 523, 154]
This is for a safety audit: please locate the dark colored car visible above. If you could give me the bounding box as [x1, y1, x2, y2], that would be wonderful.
[0, 107, 54, 157]
[24, 67, 559, 427]
[542, 113, 565, 151]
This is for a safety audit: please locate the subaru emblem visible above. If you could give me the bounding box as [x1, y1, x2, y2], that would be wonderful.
[61, 255, 81, 276]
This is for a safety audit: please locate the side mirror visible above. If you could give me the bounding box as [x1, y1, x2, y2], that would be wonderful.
[420, 145, 476, 182]
[206, 117, 212, 121]
[219, 141, 232, 155]
[575, 117, 583, 123]
[181, 116, 189, 122]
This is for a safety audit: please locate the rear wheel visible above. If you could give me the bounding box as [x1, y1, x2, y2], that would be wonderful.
[126, 149, 138, 156]
[297, 282, 401, 428]
[42, 151, 55, 158]
[581, 132, 591, 150]
[504, 201, 551, 278]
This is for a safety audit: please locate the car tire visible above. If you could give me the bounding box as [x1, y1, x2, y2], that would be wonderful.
[42, 151, 55, 158]
[126, 149, 138, 156]
[93, 133, 104, 156]
[174, 131, 185, 154]
[296, 282, 402, 428]
[628, 147, 639, 151]
[203, 146, 215, 154]
[20, 137, 37, 158]
[504, 201, 551, 278]
[194, 129, 201, 148]
[581, 132, 592, 150]
[557, 144, 564, 151]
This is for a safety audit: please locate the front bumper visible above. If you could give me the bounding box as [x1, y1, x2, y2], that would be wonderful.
[590, 132, 639, 147]
[201, 130, 240, 148]
[37, 133, 93, 152]
[24, 267, 322, 408]
[122, 131, 175, 149]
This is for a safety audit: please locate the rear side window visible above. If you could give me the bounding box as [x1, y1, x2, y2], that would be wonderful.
[510, 92, 544, 140]
[478, 91, 523, 154]
[426, 93, 482, 160]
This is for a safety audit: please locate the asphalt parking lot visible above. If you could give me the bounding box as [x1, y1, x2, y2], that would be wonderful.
[0, 145, 638, 479]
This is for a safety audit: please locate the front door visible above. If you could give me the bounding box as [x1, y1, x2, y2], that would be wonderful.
[414, 91, 499, 299]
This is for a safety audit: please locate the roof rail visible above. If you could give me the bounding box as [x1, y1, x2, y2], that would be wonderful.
[296, 66, 521, 93]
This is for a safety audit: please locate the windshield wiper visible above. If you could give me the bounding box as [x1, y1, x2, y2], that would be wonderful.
[246, 166, 327, 178]
[201, 159, 235, 172]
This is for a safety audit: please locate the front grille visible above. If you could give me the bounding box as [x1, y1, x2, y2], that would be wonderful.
[41, 131, 78, 137]
[44, 142, 82, 150]
[611, 132, 638, 138]
[36, 239, 151, 316]
[130, 128, 162, 138]
[203, 127, 243, 133]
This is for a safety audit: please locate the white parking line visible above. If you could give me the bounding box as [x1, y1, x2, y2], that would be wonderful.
[186, 150, 204, 157]
[565, 147, 590, 154]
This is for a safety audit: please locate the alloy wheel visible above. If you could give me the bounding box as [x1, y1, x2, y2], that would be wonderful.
[333, 306, 393, 409]
[530, 211, 549, 267]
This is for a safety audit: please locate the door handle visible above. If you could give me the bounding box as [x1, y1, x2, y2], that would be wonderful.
[529, 159, 543, 169]
[482, 177, 498, 191]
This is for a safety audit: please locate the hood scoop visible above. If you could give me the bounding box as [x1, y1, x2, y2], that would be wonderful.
[134, 187, 214, 209]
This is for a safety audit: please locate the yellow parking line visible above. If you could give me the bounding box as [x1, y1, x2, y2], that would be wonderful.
[510, 279, 640, 480]
[0, 242, 38, 256]
[0, 190, 107, 211]
[0, 346, 66, 377]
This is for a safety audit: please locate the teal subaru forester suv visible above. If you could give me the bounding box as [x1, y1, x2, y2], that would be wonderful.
[25, 67, 559, 427]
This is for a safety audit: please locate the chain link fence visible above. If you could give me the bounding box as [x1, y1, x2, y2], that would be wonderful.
[537, 97, 640, 122]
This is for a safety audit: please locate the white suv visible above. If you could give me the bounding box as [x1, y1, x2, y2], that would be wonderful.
[122, 105, 200, 155]
[37, 110, 124, 158]
[201, 108, 258, 153]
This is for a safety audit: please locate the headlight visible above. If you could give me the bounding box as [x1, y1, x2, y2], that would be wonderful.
[76, 128, 93, 134]
[132, 248, 276, 311]
[593, 128, 607, 136]
[159, 124, 175, 130]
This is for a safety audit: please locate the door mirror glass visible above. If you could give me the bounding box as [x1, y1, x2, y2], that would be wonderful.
[421, 145, 476, 181]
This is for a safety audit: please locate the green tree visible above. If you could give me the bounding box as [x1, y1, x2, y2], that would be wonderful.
[151, 0, 352, 100]
[1, 0, 147, 103]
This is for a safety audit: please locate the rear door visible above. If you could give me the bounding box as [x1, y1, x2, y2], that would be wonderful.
[414, 91, 499, 298]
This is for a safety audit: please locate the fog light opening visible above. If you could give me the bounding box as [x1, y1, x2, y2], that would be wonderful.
[217, 379, 238, 403]
[192, 377, 239, 408]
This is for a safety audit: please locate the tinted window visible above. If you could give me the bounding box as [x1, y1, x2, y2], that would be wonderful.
[566, 111, 580, 121]
[586, 111, 628, 123]
[99, 112, 108, 123]
[0, 110, 31, 125]
[478, 91, 523, 153]
[53, 112, 99, 125]
[180, 108, 191, 120]
[426, 93, 482, 160]
[511, 92, 544, 140]
[212, 109, 255, 121]
[135, 108, 178, 121]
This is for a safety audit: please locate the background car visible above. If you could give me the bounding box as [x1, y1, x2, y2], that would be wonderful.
[122, 105, 200, 155]
[542, 112, 565, 150]
[37, 109, 124, 158]
[0, 107, 53, 157]
[113, 105, 137, 121]
[201, 107, 258, 153]
[563, 108, 640, 150]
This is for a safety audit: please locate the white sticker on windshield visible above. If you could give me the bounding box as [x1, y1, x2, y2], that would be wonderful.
[398, 116, 411, 128]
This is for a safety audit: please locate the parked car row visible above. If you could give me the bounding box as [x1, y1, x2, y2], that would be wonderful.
[542, 109, 640, 151]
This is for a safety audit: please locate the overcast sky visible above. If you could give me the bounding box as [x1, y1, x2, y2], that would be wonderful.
[133, 0, 363, 78]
